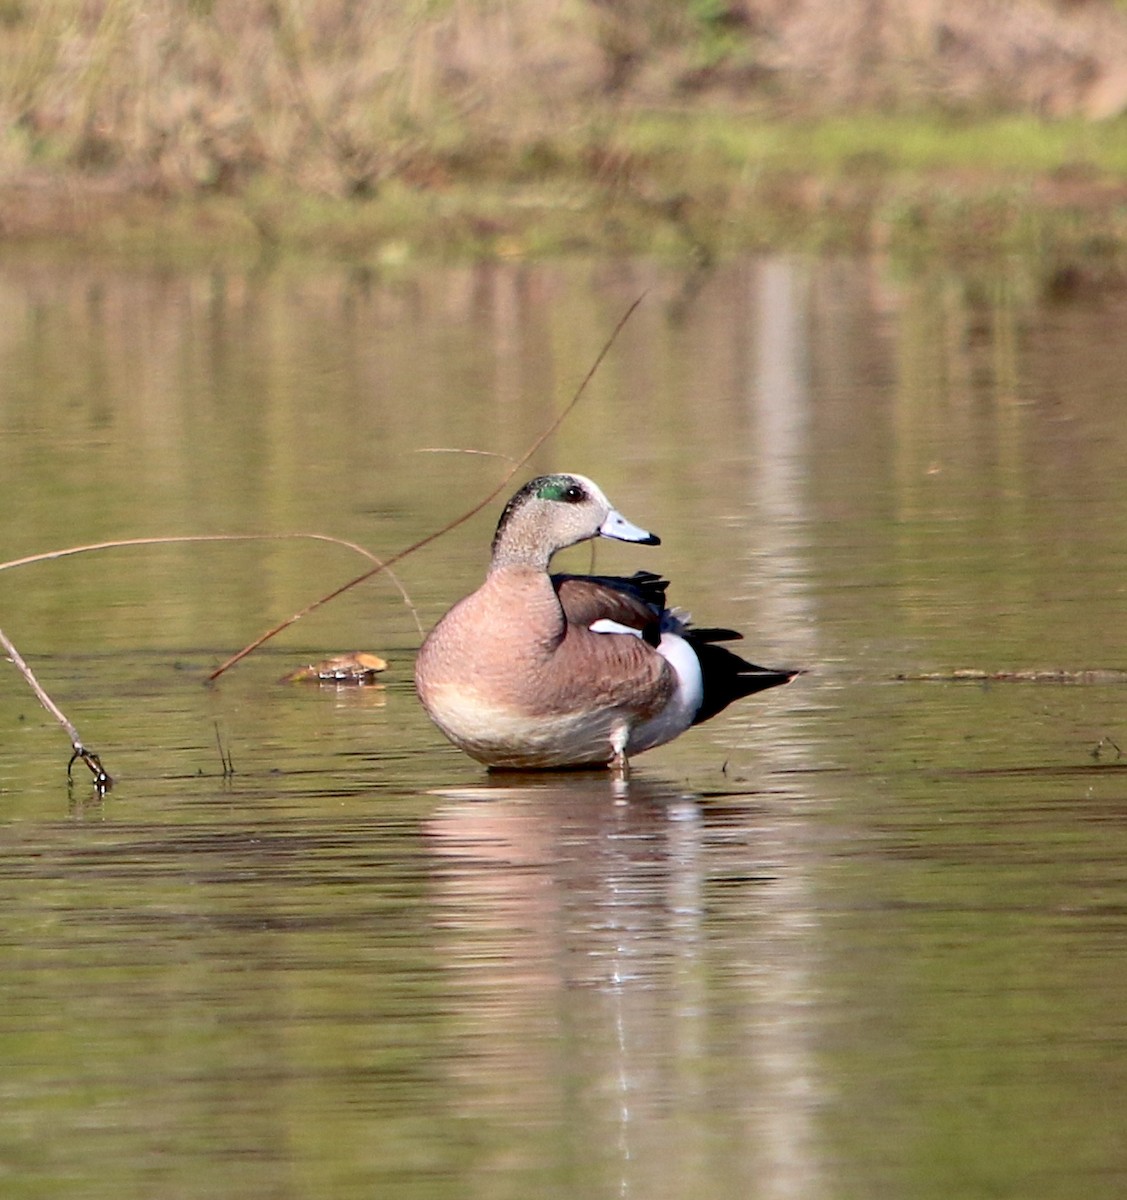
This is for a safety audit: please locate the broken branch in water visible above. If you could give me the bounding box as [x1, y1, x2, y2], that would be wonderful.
[896, 668, 1127, 684]
[207, 293, 646, 681]
[0, 531, 418, 783]
[0, 625, 112, 790]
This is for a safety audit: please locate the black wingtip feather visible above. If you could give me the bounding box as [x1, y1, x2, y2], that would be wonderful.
[688, 637, 799, 726]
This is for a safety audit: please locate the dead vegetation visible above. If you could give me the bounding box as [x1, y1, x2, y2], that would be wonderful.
[2, 1, 1127, 250]
[691, 0, 1127, 117]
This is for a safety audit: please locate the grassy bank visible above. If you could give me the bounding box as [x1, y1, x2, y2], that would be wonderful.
[3, 1, 1127, 273]
[9, 113, 1127, 280]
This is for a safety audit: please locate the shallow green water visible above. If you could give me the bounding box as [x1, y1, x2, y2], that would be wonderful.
[1, 256, 1126, 1199]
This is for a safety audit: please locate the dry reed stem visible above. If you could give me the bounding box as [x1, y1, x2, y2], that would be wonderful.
[206, 292, 646, 681]
[0, 625, 112, 790]
[0, 530, 422, 635]
[416, 448, 519, 462]
[0, 531, 422, 780]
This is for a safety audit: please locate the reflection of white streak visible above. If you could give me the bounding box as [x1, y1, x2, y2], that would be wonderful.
[607, 795, 704, 1200]
[746, 256, 826, 1200]
[490, 263, 522, 414]
[666, 795, 706, 1177]
[752, 257, 820, 667]
[614, 967, 631, 1200]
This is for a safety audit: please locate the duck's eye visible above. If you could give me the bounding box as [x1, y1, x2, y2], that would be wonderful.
[533, 476, 588, 504]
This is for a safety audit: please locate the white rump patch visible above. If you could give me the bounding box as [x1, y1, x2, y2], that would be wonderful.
[627, 632, 704, 754]
[588, 622, 704, 753]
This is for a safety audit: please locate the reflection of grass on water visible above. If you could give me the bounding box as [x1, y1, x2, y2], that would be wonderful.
[4, 1, 1127, 271]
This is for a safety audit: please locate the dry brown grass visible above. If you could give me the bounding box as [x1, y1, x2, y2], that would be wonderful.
[0, 0, 609, 198]
[745, 0, 1127, 117]
[4, 1, 1127, 195]
[3, 0, 1127, 257]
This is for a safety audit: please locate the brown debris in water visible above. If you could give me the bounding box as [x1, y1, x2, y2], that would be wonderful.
[282, 652, 388, 684]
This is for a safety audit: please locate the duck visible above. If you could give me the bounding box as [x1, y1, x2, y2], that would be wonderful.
[414, 473, 796, 771]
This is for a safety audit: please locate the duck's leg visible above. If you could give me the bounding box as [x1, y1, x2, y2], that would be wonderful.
[609, 724, 631, 778]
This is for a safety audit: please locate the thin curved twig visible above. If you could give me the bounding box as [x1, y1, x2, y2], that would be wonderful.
[415, 448, 519, 462]
[0, 531, 423, 636]
[207, 293, 646, 681]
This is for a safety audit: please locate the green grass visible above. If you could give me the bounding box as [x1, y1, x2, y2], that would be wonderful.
[620, 110, 1127, 175]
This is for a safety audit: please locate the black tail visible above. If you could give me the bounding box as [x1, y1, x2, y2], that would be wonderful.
[687, 633, 798, 726]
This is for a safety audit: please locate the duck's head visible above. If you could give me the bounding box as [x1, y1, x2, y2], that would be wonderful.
[490, 473, 659, 570]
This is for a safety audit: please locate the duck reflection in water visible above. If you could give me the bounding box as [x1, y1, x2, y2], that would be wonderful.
[423, 772, 826, 1198]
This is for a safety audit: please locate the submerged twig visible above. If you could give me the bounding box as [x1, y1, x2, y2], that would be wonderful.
[1092, 735, 1122, 761]
[207, 294, 646, 681]
[0, 626, 112, 790]
[214, 721, 235, 777]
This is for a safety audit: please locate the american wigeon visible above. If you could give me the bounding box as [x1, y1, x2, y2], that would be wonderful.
[414, 473, 795, 771]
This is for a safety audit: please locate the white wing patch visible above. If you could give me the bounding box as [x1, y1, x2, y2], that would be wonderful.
[589, 619, 644, 638]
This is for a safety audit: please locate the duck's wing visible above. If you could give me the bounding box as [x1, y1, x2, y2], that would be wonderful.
[553, 571, 667, 646]
[554, 571, 797, 726]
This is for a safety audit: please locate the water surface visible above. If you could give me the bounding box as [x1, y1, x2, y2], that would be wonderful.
[1, 255, 1126, 1198]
